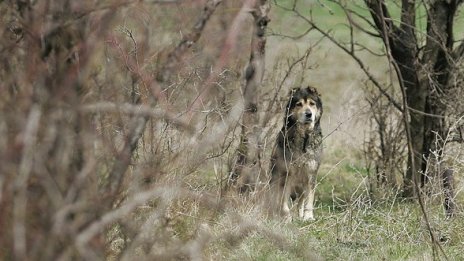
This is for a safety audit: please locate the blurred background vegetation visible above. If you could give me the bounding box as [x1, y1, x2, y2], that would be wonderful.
[0, 0, 463, 260]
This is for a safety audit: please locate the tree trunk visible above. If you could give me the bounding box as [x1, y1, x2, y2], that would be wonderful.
[365, 0, 463, 216]
[421, 0, 457, 178]
[230, 0, 270, 192]
[365, 0, 425, 197]
[420, 0, 460, 216]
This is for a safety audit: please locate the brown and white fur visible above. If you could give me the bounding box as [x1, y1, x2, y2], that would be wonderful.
[269, 86, 323, 221]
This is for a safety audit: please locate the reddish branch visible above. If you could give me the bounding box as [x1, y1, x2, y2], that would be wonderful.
[105, 0, 223, 196]
[185, 0, 257, 121]
[156, 0, 223, 83]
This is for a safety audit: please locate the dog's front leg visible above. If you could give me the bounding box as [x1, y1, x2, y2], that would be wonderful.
[300, 175, 316, 221]
[302, 189, 315, 221]
[297, 191, 306, 219]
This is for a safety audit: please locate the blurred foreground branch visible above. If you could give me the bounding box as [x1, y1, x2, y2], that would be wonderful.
[230, 0, 270, 192]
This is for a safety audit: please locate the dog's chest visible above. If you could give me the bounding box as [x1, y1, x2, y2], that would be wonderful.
[286, 139, 321, 173]
[288, 150, 320, 173]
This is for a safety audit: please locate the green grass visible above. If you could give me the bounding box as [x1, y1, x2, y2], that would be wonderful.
[204, 194, 464, 260]
[169, 154, 464, 260]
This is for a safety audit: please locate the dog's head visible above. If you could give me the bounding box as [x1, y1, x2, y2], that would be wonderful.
[285, 86, 322, 130]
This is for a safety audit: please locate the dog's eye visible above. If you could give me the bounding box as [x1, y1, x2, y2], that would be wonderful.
[296, 102, 303, 107]
[309, 101, 316, 106]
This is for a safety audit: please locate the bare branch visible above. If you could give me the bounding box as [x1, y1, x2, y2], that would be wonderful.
[80, 102, 193, 132]
[13, 105, 42, 260]
[76, 186, 182, 258]
[364, 0, 398, 43]
[264, 46, 312, 121]
[310, 22, 403, 111]
[453, 40, 464, 59]
[330, 0, 381, 38]
[186, 0, 257, 119]
[156, 0, 223, 83]
[108, 115, 149, 195]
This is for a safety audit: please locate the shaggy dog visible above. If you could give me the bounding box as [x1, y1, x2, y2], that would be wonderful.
[269, 86, 323, 221]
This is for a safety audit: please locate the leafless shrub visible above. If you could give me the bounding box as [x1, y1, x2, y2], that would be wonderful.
[363, 85, 406, 198]
[0, 1, 325, 260]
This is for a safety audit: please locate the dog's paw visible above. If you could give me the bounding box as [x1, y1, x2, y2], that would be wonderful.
[283, 215, 293, 223]
[302, 214, 315, 222]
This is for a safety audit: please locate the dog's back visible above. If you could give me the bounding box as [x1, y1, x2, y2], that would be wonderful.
[269, 86, 323, 221]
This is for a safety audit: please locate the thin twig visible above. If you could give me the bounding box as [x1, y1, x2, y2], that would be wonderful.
[80, 102, 193, 132]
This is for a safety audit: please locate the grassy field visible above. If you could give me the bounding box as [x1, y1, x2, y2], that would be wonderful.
[201, 202, 464, 260]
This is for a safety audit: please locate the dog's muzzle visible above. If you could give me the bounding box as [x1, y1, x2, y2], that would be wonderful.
[304, 110, 313, 123]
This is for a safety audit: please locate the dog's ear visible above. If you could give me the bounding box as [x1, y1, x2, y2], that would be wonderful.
[306, 86, 321, 97]
[288, 87, 300, 97]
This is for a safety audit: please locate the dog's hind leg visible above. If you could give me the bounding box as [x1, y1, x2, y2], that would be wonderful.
[279, 182, 292, 222]
[268, 177, 291, 222]
[271, 170, 293, 222]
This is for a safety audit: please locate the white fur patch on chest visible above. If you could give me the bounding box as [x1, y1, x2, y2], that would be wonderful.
[305, 159, 319, 172]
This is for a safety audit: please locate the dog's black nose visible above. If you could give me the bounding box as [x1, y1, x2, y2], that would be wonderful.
[305, 111, 312, 119]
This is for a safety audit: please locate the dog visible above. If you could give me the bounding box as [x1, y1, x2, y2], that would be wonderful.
[269, 86, 323, 221]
